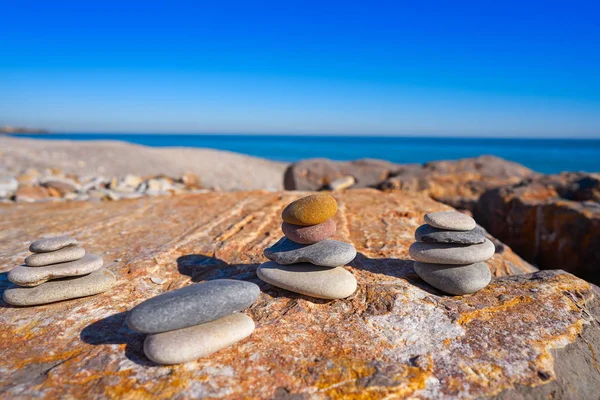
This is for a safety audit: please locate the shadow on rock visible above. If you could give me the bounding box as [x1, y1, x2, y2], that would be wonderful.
[80, 311, 159, 367]
[176, 254, 260, 283]
[350, 252, 446, 296]
[0, 271, 19, 309]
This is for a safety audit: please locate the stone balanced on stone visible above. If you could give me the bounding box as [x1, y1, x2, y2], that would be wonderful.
[409, 211, 495, 295]
[126, 279, 260, 365]
[258, 193, 358, 299]
[3, 236, 116, 306]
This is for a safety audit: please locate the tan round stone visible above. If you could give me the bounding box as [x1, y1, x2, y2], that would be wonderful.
[3, 269, 116, 306]
[144, 313, 255, 365]
[282, 193, 338, 226]
[8, 254, 104, 287]
[257, 261, 357, 299]
[25, 245, 85, 267]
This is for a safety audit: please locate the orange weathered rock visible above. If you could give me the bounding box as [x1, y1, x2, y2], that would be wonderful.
[475, 173, 600, 285]
[1, 190, 598, 399]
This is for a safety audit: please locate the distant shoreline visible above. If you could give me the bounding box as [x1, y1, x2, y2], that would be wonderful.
[4, 133, 599, 174]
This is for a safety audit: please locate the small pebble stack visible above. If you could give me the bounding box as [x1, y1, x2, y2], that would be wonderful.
[4, 236, 115, 306]
[257, 193, 358, 300]
[126, 279, 260, 365]
[409, 211, 495, 295]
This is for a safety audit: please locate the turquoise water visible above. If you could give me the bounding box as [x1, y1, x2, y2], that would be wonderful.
[9, 133, 600, 174]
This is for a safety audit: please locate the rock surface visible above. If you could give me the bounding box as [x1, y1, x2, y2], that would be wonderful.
[3, 189, 597, 399]
[284, 155, 537, 210]
[474, 173, 600, 285]
[144, 313, 256, 365]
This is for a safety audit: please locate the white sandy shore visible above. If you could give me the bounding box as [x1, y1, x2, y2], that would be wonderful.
[0, 136, 288, 191]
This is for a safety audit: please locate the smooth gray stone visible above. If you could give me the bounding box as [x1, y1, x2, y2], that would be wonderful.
[257, 261, 357, 299]
[415, 224, 486, 244]
[29, 236, 78, 253]
[8, 254, 104, 287]
[126, 279, 260, 334]
[3, 269, 116, 306]
[144, 313, 255, 365]
[25, 245, 85, 266]
[409, 239, 495, 265]
[414, 261, 492, 295]
[263, 237, 356, 267]
[424, 211, 476, 231]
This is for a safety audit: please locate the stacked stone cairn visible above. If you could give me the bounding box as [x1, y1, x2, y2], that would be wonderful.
[409, 211, 495, 295]
[258, 193, 358, 299]
[126, 279, 260, 365]
[4, 236, 116, 306]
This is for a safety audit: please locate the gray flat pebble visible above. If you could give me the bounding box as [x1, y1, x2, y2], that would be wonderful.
[126, 279, 260, 334]
[415, 224, 486, 244]
[264, 237, 356, 267]
[29, 236, 78, 253]
[25, 245, 85, 267]
[414, 261, 492, 295]
[257, 261, 357, 299]
[409, 239, 495, 265]
[144, 313, 255, 365]
[3, 269, 116, 306]
[8, 254, 104, 287]
[424, 211, 476, 231]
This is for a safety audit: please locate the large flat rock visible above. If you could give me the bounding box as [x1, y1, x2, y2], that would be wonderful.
[1, 190, 597, 399]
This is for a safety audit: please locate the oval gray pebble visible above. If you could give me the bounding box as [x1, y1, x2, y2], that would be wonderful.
[414, 261, 492, 295]
[257, 261, 357, 299]
[3, 269, 116, 306]
[8, 254, 104, 287]
[264, 237, 356, 267]
[29, 236, 78, 253]
[424, 211, 476, 231]
[409, 239, 495, 265]
[415, 224, 486, 245]
[25, 245, 86, 267]
[144, 313, 255, 365]
[126, 279, 260, 334]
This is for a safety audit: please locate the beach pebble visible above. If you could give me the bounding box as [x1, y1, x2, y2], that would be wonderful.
[409, 239, 496, 265]
[25, 245, 85, 266]
[264, 237, 356, 267]
[424, 211, 476, 231]
[3, 269, 116, 306]
[415, 224, 486, 245]
[414, 261, 492, 295]
[29, 236, 78, 253]
[281, 219, 336, 244]
[126, 279, 260, 334]
[257, 261, 357, 299]
[0, 176, 18, 198]
[282, 193, 338, 226]
[8, 254, 104, 287]
[143, 313, 255, 365]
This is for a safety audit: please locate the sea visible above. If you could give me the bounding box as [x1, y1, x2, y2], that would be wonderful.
[9, 133, 600, 174]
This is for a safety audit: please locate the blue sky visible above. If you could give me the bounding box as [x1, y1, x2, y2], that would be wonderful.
[1, 1, 599, 137]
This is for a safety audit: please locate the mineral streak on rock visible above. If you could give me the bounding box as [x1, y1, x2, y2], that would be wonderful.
[1, 189, 596, 399]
